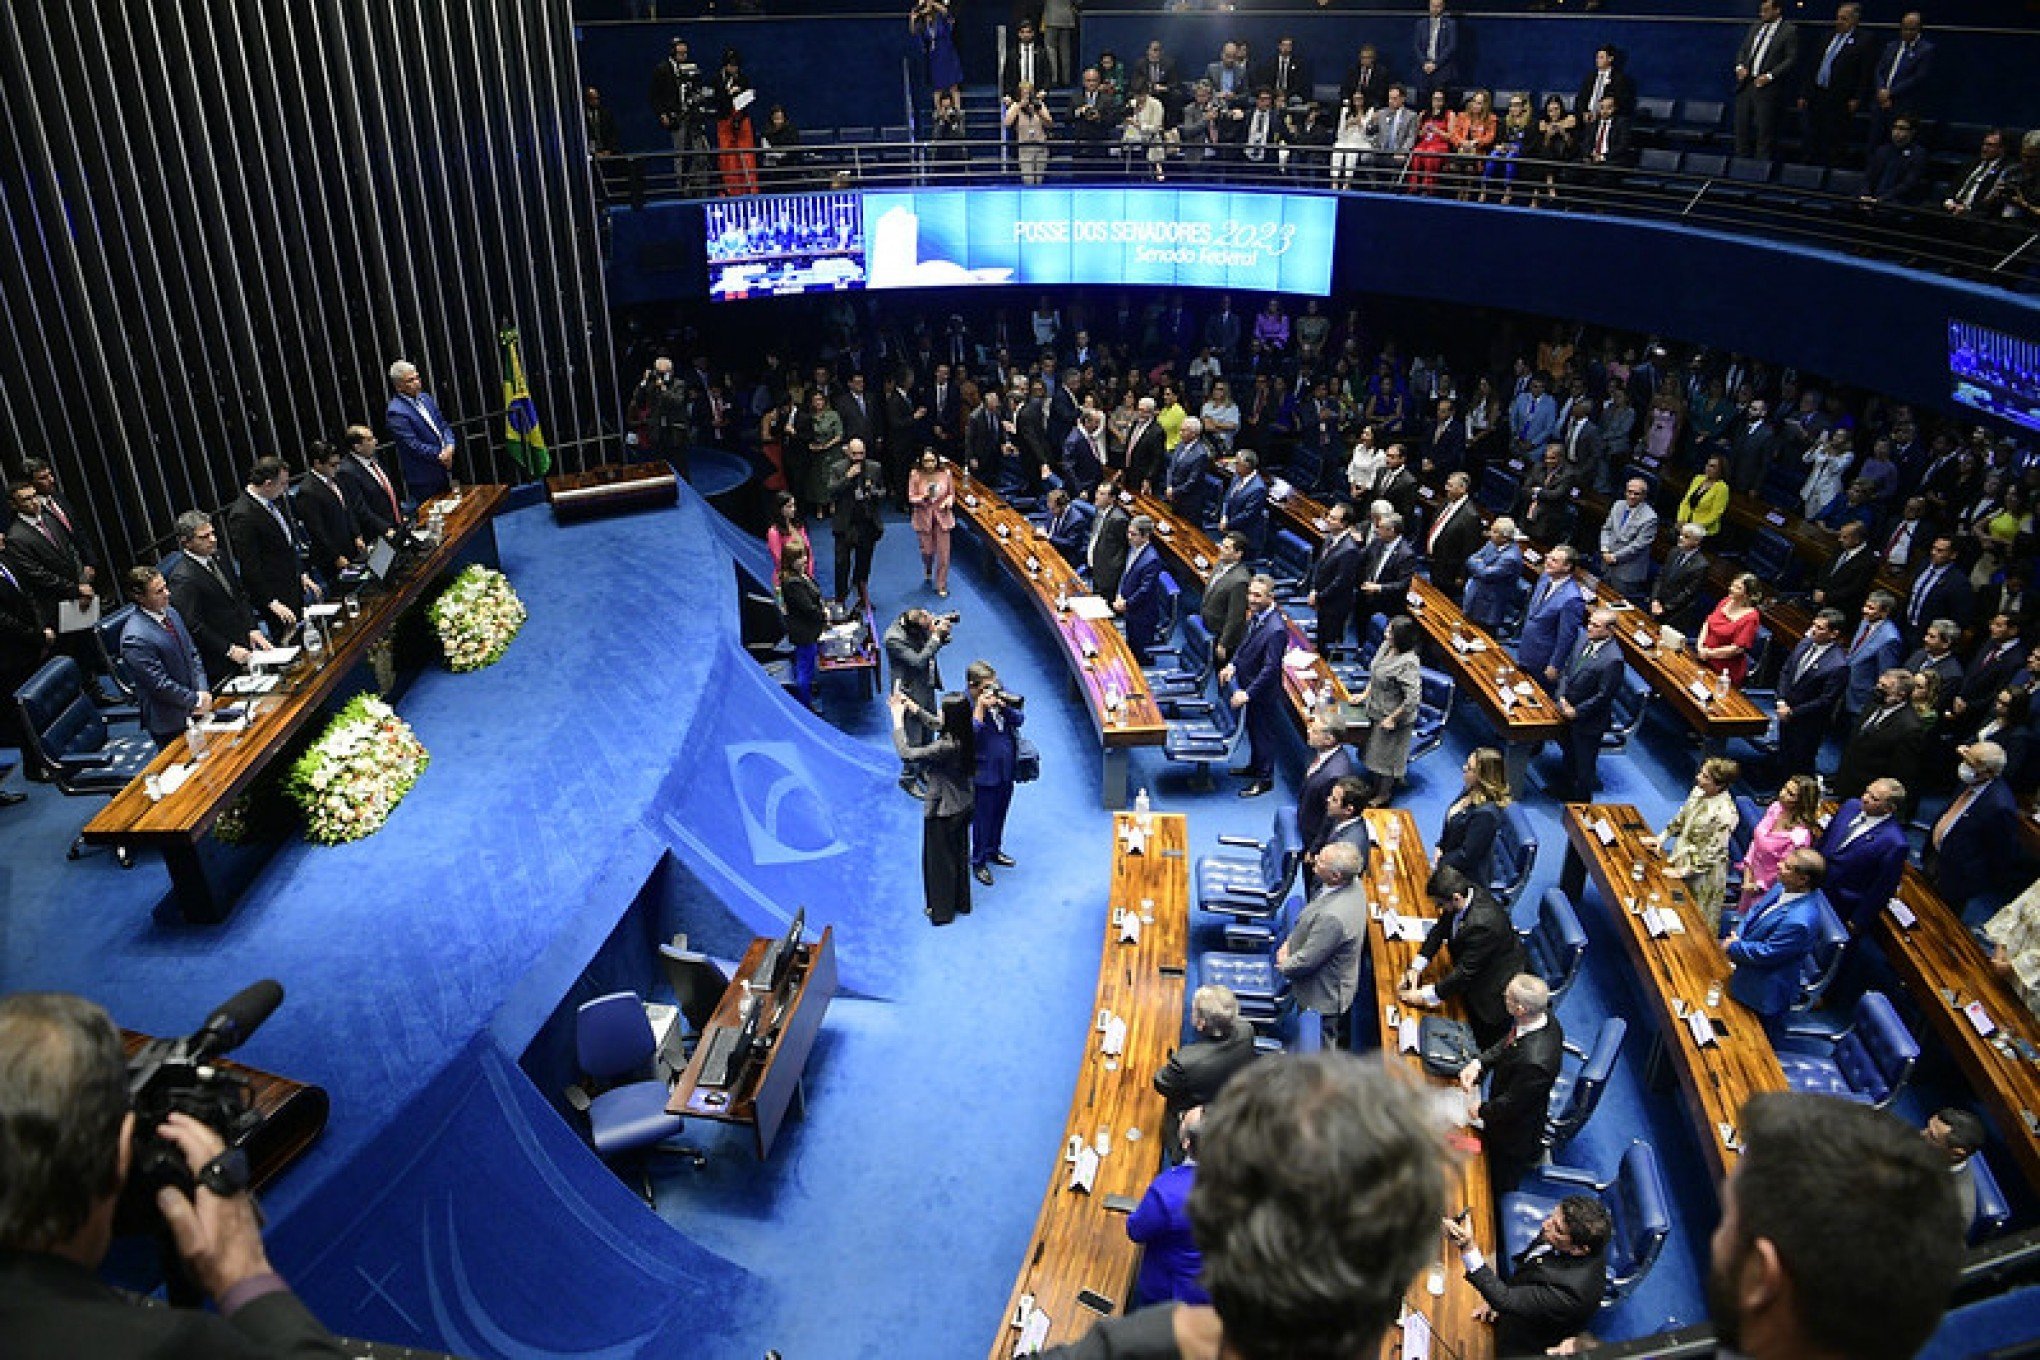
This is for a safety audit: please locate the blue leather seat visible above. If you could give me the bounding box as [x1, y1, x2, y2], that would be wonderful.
[1489, 803, 1538, 908]
[1544, 1018, 1626, 1150]
[92, 603, 143, 719]
[1791, 894, 1851, 1013]
[1968, 1154, 2010, 1243]
[568, 992, 698, 1192]
[1196, 808, 1304, 929]
[1502, 1142, 1669, 1306]
[1268, 529, 1314, 603]
[1475, 464, 1519, 514]
[1164, 684, 1241, 787]
[1153, 570, 1182, 652]
[1775, 990, 1918, 1109]
[1408, 666, 1454, 763]
[1522, 888, 1588, 1003]
[1147, 615, 1215, 710]
[1202, 897, 1304, 1029]
[16, 656, 157, 796]
[1600, 672, 1651, 753]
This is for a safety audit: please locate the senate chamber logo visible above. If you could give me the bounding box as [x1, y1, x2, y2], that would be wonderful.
[723, 741, 849, 866]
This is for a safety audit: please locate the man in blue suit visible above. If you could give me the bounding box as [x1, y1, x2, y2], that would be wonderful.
[1222, 575, 1286, 798]
[385, 359, 457, 501]
[1819, 778, 1911, 931]
[1114, 516, 1166, 665]
[118, 567, 212, 747]
[1554, 609, 1626, 801]
[1307, 502, 1364, 658]
[1517, 545, 1586, 691]
[1411, 0, 1460, 103]
[1772, 608, 1851, 775]
[1842, 590, 1904, 717]
[965, 661, 1026, 888]
[1164, 419, 1213, 526]
[1057, 409, 1106, 499]
[1297, 712, 1357, 854]
[1725, 848, 1828, 1033]
[1043, 488, 1095, 568]
[1126, 1107, 1206, 1307]
[1217, 450, 1269, 558]
[1867, 11, 1933, 151]
[1926, 741, 2022, 915]
[1902, 536, 1971, 647]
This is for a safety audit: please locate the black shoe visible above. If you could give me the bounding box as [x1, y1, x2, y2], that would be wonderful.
[973, 865, 995, 886]
[1238, 782, 1272, 798]
[0, 790, 23, 807]
[992, 852, 1016, 867]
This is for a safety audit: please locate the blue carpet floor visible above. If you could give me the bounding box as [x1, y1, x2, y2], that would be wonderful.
[0, 483, 1995, 1357]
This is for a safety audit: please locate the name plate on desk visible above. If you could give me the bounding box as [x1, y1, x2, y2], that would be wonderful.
[250, 646, 301, 667]
[1886, 897, 1918, 929]
[1764, 510, 1787, 526]
[1068, 595, 1114, 621]
[305, 602, 342, 618]
[1633, 628, 1656, 648]
[1643, 906, 1687, 938]
[1689, 679, 1715, 704]
[1283, 648, 1319, 672]
[1067, 1144, 1101, 1193]
[1192, 553, 1209, 571]
[1399, 1308, 1434, 1360]
[1397, 1015, 1421, 1054]
[1964, 1001, 1998, 1038]
[1593, 818, 1617, 846]
[1154, 521, 1173, 537]
[1685, 1009, 1721, 1048]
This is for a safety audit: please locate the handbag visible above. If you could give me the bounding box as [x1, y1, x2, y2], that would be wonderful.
[1014, 736, 1042, 783]
[1419, 1015, 1480, 1079]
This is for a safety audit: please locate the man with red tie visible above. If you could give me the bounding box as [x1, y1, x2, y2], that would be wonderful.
[338, 425, 406, 543]
[118, 567, 213, 747]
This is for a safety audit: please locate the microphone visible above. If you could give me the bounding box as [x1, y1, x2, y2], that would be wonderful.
[192, 979, 284, 1060]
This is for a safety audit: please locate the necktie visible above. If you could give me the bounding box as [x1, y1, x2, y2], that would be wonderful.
[1429, 19, 1440, 61]
[204, 553, 228, 593]
[31, 517, 59, 550]
[1818, 33, 1844, 87]
[1849, 622, 1870, 655]
[1794, 644, 1821, 683]
[1933, 785, 1978, 849]
[1596, 121, 1610, 158]
[265, 496, 295, 547]
[1886, 520, 1912, 558]
[1837, 814, 1877, 851]
[1888, 44, 1906, 87]
[1956, 160, 1990, 207]
[1751, 22, 1775, 73]
[362, 458, 400, 522]
[1910, 567, 1939, 625]
[42, 498, 73, 533]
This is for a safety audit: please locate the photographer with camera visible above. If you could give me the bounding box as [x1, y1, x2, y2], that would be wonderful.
[1003, 82, 1055, 186]
[964, 660, 1028, 887]
[0, 991, 345, 1358]
[633, 357, 694, 481]
[885, 607, 955, 795]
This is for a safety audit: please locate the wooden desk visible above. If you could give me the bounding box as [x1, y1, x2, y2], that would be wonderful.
[1876, 867, 2040, 1194]
[991, 813, 1189, 1357]
[1129, 490, 1357, 737]
[1407, 577, 1566, 795]
[545, 459, 679, 522]
[666, 926, 837, 1161]
[1558, 803, 1787, 1183]
[1364, 808, 1497, 1360]
[1515, 542, 1772, 745]
[81, 486, 507, 922]
[949, 468, 1166, 807]
[818, 596, 881, 699]
[121, 1030, 330, 1192]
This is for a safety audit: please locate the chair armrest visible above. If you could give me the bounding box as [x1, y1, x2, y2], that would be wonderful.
[564, 1084, 592, 1114]
[1562, 1041, 1588, 1062]
[1527, 1163, 1607, 1192]
[1216, 835, 1263, 848]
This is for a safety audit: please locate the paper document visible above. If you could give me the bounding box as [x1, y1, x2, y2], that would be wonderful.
[1396, 1016, 1421, 1054]
[220, 674, 277, 695]
[58, 596, 102, 634]
[1685, 1010, 1719, 1049]
[250, 647, 301, 667]
[1283, 648, 1319, 671]
[1068, 1145, 1100, 1193]
[1101, 1015, 1128, 1057]
[1068, 595, 1114, 620]
[1400, 1308, 1433, 1360]
[306, 602, 342, 618]
[1886, 898, 1917, 929]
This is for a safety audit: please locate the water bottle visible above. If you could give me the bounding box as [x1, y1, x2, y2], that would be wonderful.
[305, 621, 326, 663]
[1134, 788, 1151, 815]
[185, 717, 208, 759]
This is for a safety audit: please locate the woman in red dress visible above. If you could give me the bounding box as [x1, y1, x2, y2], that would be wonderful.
[1697, 572, 1764, 689]
[714, 49, 759, 196]
[1406, 88, 1455, 194]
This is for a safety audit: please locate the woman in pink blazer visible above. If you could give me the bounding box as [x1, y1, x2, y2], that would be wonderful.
[908, 450, 957, 597]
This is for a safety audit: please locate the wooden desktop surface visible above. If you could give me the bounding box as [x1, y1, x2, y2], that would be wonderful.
[82, 485, 507, 847]
[120, 1030, 329, 1192]
[1877, 866, 2040, 1193]
[1364, 808, 1498, 1360]
[949, 467, 1165, 751]
[990, 812, 1188, 1358]
[666, 926, 837, 1161]
[1559, 803, 1787, 1183]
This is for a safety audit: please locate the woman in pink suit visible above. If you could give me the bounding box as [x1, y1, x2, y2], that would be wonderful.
[909, 450, 957, 597]
[1737, 774, 1821, 913]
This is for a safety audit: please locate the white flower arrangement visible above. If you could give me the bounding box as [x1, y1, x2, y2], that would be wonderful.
[284, 695, 430, 844]
[429, 565, 527, 672]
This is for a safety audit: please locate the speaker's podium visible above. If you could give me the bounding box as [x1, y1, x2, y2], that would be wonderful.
[665, 923, 836, 1160]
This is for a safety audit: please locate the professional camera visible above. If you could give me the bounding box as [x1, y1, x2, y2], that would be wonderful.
[992, 689, 1025, 709]
[935, 610, 962, 627]
[115, 980, 284, 1234]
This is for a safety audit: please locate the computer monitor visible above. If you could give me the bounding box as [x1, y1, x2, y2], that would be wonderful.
[364, 535, 398, 581]
[764, 908, 807, 995]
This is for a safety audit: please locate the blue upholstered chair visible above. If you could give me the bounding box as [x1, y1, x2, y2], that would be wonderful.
[1502, 1142, 1670, 1306]
[1790, 894, 1852, 1013]
[15, 656, 157, 863]
[1408, 666, 1455, 764]
[1202, 900, 1303, 1031]
[1267, 529, 1314, 604]
[1521, 888, 1588, 1004]
[1163, 685, 1241, 788]
[1196, 808, 1305, 927]
[1967, 1154, 2010, 1244]
[1146, 615, 1215, 709]
[1600, 672, 1651, 754]
[1775, 990, 1919, 1110]
[1544, 1018, 1627, 1151]
[567, 991, 701, 1195]
[1489, 803, 1539, 908]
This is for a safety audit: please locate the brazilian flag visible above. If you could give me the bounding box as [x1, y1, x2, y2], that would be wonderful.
[500, 326, 551, 477]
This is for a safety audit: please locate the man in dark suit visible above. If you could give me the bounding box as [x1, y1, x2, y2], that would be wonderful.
[1818, 779, 1911, 930]
[1424, 472, 1483, 601]
[1797, 2, 1875, 165]
[222, 458, 317, 633]
[835, 371, 876, 452]
[1124, 397, 1168, 494]
[1054, 409, 1105, 500]
[1650, 523, 1710, 631]
[1223, 575, 1287, 799]
[1355, 511, 1418, 629]
[1580, 94, 1636, 170]
[1458, 973, 1564, 1192]
[1305, 777, 1375, 889]
[1772, 608, 1850, 776]
[1575, 45, 1636, 126]
[1446, 1195, 1611, 1357]
[1905, 620, 1964, 712]
[1134, 40, 1180, 118]
[0, 545, 54, 762]
[19, 459, 96, 584]
[0, 992, 348, 1359]
[1043, 488, 1095, 569]
[1216, 452, 1269, 558]
[1519, 444, 1579, 546]
[1726, 849, 1828, 1033]
[1862, 116, 1930, 204]
[1307, 502, 1364, 658]
[1255, 35, 1313, 106]
[1732, 0, 1799, 160]
[117, 567, 212, 746]
[1810, 520, 1876, 620]
[1296, 712, 1357, 855]
[1926, 741, 2021, 912]
[1517, 546, 1587, 690]
[1152, 983, 1258, 1154]
[1085, 481, 1133, 602]
[1424, 398, 1468, 480]
[1067, 67, 1121, 169]
[1164, 420, 1213, 526]
[337, 425, 404, 543]
[1201, 532, 1252, 665]
[1950, 613, 2024, 737]
[1976, 570, 2035, 633]
[1554, 609, 1627, 801]
[966, 388, 1014, 486]
[1411, 0, 1460, 104]
[1364, 444, 1421, 524]
[384, 359, 457, 500]
[1867, 10, 1933, 151]
[1012, 385, 1054, 496]
[166, 512, 267, 685]
[1339, 43, 1390, 112]
[881, 372, 920, 509]
[1400, 866, 1530, 1051]
[1114, 517, 1166, 664]
[1831, 667, 1926, 800]
[1001, 17, 1053, 99]
[294, 443, 364, 584]
[1202, 295, 1243, 363]
[5, 480, 98, 688]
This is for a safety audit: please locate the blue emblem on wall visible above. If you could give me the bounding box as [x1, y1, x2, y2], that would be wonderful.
[723, 741, 849, 865]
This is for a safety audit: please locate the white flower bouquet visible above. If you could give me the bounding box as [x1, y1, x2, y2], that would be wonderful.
[429, 565, 527, 672]
[283, 695, 430, 844]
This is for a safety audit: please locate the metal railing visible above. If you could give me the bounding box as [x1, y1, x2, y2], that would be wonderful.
[601, 136, 2040, 291]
